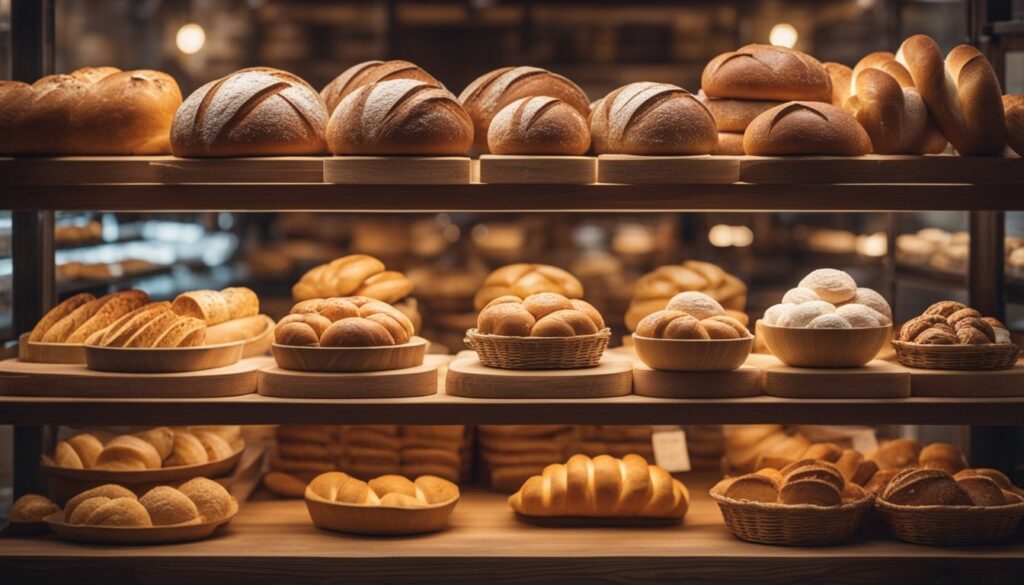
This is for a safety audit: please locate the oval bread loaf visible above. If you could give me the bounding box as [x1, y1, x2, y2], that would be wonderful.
[590, 82, 717, 155]
[744, 101, 871, 156]
[702, 44, 832, 102]
[487, 96, 590, 155]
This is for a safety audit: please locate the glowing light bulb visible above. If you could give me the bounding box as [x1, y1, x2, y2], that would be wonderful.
[769, 23, 798, 49]
[176, 23, 206, 55]
[730, 226, 754, 247]
[708, 224, 733, 247]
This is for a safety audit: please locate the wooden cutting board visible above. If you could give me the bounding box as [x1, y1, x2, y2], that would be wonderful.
[633, 363, 762, 398]
[906, 363, 1024, 397]
[478, 155, 596, 184]
[445, 352, 632, 399]
[257, 354, 449, 398]
[762, 359, 911, 398]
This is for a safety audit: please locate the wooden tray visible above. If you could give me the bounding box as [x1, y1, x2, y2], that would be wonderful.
[258, 354, 445, 399]
[597, 154, 740, 184]
[271, 337, 428, 372]
[241, 315, 275, 358]
[150, 157, 325, 183]
[633, 363, 762, 398]
[762, 360, 911, 398]
[324, 156, 472, 184]
[445, 351, 632, 399]
[739, 155, 1024, 185]
[17, 332, 84, 364]
[758, 321, 891, 368]
[0, 156, 164, 184]
[43, 506, 237, 545]
[0, 357, 266, 398]
[633, 335, 753, 371]
[478, 155, 596, 184]
[305, 494, 458, 536]
[85, 341, 244, 373]
[907, 364, 1024, 397]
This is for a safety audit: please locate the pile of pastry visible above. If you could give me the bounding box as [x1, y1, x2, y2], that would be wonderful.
[718, 459, 867, 506]
[763, 269, 892, 329]
[52, 426, 241, 470]
[306, 472, 459, 509]
[899, 301, 1011, 345]
[274, 296, 415, 347]
[635, 291, 750, 340]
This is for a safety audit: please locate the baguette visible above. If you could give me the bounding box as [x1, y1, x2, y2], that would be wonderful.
[65, 290, 149, 343]
[171, 290, 231, 325]
[219, 287, 259, 320]
[28, 292, 95, 342]
[152, 316, 206, 348]
[41, 297, 111, 343]
[98, 302, 171, 346]
[204, 314, 269, 345]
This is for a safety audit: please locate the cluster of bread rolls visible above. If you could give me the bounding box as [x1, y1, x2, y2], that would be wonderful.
[307, 472, 459, 509]
[719, 459, 867, 506]
[625, 261, 747, 332]
[508, 453, 689, 519]
[53, 425, 241, 471]
[60, 478, 236, 527]
[473, 263, 583, 310]
[880, 467, 1023, 507]
[292, 254, 414, 303]
[476, 292, 605, 337]
[899, 300, 1011, 345]
[763, 268, 892, 329]
[636, 291, 750, 340]
[275, 296, 415, 347]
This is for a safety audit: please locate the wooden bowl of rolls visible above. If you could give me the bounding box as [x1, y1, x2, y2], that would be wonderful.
[632, 292, 752, 372]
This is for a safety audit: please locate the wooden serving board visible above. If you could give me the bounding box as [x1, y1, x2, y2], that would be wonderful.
[17, 333, 84, 364]
[907, 363, 1024, 397]
[478, 155, 597, 184]
[0, 156, 165, 184]
[739, 155, 1024, 185]
[324, 156, 472, 184]
[762, 359, 911, 399]
[445, 352, 632, 399]
[0, 357, 268, 398]
[597, 154, 740, 184]
[150, 157, 326, 183]
[257, 354, 447, 399]
[633, 363, 762, 398]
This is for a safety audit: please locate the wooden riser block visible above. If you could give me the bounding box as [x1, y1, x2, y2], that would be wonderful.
[597, 154, 740, 184]
[478, 155, 596, 184]
[763, 360, 911, 399]
[151, 157, 326, 183]
[445, 353, 632, 399]
[0, 156, 166, 184]
[257, 355, 445, 399]
[324, 156, 472, 184]
[908, 363, 1024, 397]
[739, 155, 1024, 185]
[633, 364, 762, 398]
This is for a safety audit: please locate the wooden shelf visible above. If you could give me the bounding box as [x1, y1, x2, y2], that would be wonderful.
[3, 477, 1021, 584]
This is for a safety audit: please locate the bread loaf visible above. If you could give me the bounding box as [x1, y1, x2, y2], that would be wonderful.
[715, 132, 745, 155]
[28, 292, 96, 342]
[626, 261, 747, 331]
[293, 254, 414, 303]
[0, 67, 181, 154]
[35, 290, 150, 344]
[1004, 95, 1024, 157]
[276, 296, 415, 347]
[589, 82, 717, 155]
[744, 101, 871, 156]
[10, 494, 60, 523]
[824, 62, 853, 108]
[321, 60, 439, 115]
[171, 67, 328, 157]
[459, 66, 590, 153]
[474, 263, 583, 310]
[476, 293, 604, 338]
[487, 96, 590, 155]
[720, 459, 863, 507]
[698, 92, 783, 132]
[702, 45, 832, 102]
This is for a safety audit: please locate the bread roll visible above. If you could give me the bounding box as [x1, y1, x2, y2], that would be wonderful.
[1004, 94, 1024, 157]
[164, 431, 209, 467]
[327, 79, 473, 155]
[715, 132, 745, 155]
[459, 66, 590, 153]
[293, 255, 413, 303]
[65, 484, 136, 519]
[321, 318, 395, 347]
[171, 67, 328, 157]
[590, 82, 717, 155]
[139, 486, 201, 526]
[744, 101, 871, 156]
[321, 60, 438, 115]
[626, 261, 747, 331]
[94, 435, 162, 471]
[85, 497, 153, 527]
[824, 62, 853, 108]
[10, 494, 59, 523]
[476, 293, 603, 338]
[702, 45, 832, 102]
[698, 92, 783, 132]
[487, 96, 590, 155]
[177, 477, 236, 522]
[474, 263, 583, 310]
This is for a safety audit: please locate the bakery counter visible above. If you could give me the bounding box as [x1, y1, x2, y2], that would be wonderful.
[3, 478, 1021, 585]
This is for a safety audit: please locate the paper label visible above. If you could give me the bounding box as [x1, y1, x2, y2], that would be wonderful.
[652, 428, 691, 472]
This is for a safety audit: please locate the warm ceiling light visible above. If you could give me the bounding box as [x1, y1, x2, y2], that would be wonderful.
[176, 23, 206, 55]
[730, 226, 754, 247]
[769, 23, 798, 49]
[708, 224, 733, 247]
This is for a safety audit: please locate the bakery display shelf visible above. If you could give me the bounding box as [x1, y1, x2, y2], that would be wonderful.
[3, 477, 1020, 585]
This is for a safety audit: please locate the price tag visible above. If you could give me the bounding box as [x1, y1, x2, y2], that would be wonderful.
[652, 428, 691, 472]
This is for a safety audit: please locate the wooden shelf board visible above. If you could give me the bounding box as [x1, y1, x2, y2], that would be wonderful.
[3, 477, 1021, 584]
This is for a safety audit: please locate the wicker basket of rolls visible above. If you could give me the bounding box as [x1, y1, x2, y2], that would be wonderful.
[893, 301, 1020, 370]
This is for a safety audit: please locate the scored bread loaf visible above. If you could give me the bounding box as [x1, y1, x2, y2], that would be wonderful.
[275, 296, 415, 347]
[702, 44, 832, 102]
[28, 292, 96, 342]
[473, 263, 583, 310]
[321, 60, 439, 115]
[487, 96, 590, 155]
[292, 254, 414, 303]
[1005, 95, 1024, 157]
[171, 67, 328, 157]
[476, 293, 605, 337]
[697, 91, 783, 133]
[0, 67, 181, 154]
[744, 101, 871, 156]
[589, 82, 717, 155]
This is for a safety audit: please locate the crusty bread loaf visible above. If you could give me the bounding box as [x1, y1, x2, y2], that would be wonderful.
[171, 286, 258, 326]
[702, 45, 832, 102]
[896, 35, 1005, 156]
[171, 67, 328, 157]
[715, 132, 745, 155]
[824, 62, 853, 108]
[293, 254, 414, 303]
[321, 60, 439, 115]
[698, 91, 783, 132]
[474, 263, 583, 310]
[626, 261, 747, 331]
[590, 82, 717, 155]
[327, 79, 473, 155]
[744, 101, 871, 156]
[476, 293, 604, 338]
[487, 96, 590, 155]
[459, 66, 590, 153]
[203, 314, 269, 345]
[28, 292, 96, 342]
[275, 296, 415, 347]
[0, 67, 181, 154]
[1005, 95, 1024, 157]
[37, 290, 149, 344]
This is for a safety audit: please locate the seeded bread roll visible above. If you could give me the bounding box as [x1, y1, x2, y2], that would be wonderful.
[139, 486, 201, 526]
[94, 435, 162, 471]
[698, 91, 783, 132]
[487, 96, 590, 155]
[589, 82, 717, 155]
[702, 44, 832, 102]
[321, 60, 439, 115]
[1004, 95, 1024, 157]
[744, 101, 871, 156]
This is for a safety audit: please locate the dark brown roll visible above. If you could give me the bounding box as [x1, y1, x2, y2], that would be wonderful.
[1004, 95, 1024, 157]
[743, 101, 871, 156]
[589, 82, 717, 155]
[824, 62, 853, 108]
[171, 67, 328, 157]
[327, 79, 473, 155]
[459, 66, 589, 153]
[702, 44, 832, 102]
[321, 60, 438, 115]
[715, 132, 745, 155]
[487, 96, 590, 155]
[698, 90, 783, 132]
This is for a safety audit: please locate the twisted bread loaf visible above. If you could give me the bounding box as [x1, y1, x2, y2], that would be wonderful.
[625, 261, 747, 331]
[1005, 95, 1024, 157]
[744, 101, 871, 156]
[702, 44, 832, 102]
[292, 254, 414, 303]
[171, 67, 328, 157]
[474, 263, 583, 310]
[476, 293, 605, 337]
[275, 296, 415, 347]
[589, 82, 717, 155]
[0, 67, 181, 154]
[508, 454, 689, 518]
[321, 60, 439, 115]
[306, 472, 459, 507]
[487, 96, 590, 155]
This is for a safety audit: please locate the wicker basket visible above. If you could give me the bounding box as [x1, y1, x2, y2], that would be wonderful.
[709, 481, 873, 546]
[891, 340, 1020, 370]
[876, 499, 1024, 546]
[464, 328, 610, 370]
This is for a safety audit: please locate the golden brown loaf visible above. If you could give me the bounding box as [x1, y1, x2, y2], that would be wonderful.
[1004, 95, 1024, 157]
[459, 66, 590, 153]
[896, 35, 1005, 156]
[275, 296, 415, 347]
[702, 45, 832, 102]
[719, 459, 866, 507]
[474, 263, 584, 310]
[171, 287, 258, 326]
[486, 96, 590, 155]
[292, 254, 414, 303]
[698, 91, 783, 133]
[93, 302, 208, 349]
[824, 62, 853, 108]
[10, 494, 60, 523]
[306, 472, 459, 507]
[321, 60, 439, 115]
[0, 67, 181, 154]
[476, 293, 605, 337]
[589, 82, 717, 155]
[29, 290, 150, 345]
[327, 79, 473, 155]
[715, 132, 745, 155]
[625, 261, 747, 331]
[171, 67, 328, 157]
[744, 101, 871, 156]
[53, 426, 241, 470]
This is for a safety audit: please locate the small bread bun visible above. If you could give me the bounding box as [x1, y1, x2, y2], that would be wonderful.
[702, 44, 832, 102]
[590, 82, 717, 155]
[93, 435, 162, 471]
[798, 269, 857, 304]
[724, 474, 779, 503]
[65, 484, 137, 519]
[824, 62, 853, 107]
[522, 292, 574, 320]
[918, 442, 968, 474]
[164, 431, 209, 467]
[478, 292, 603, 338]
[139, 485, 201, 526]
[177, 477, 236, 522]
[1005, 95, 1024, 157]
[85, 497, 153, 527]
[10, 494, 60, 524]
[477, 302, 536, 337]
[474, 263, 583, 310]
[487, 96, 590, 155]
[744, 102, 871, 156]
[321, 60, 438, 115]
[665, 291, 726, 320]
[531, 309, 600, 337]
[698, 92, 783, 132]
[779, 478, 842, 506]
[320, 318, 395, 347]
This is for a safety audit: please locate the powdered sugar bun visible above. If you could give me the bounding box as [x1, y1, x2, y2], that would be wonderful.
[776, 300, 836, 328]
[763, 304, 793, 326]
[807, 314, 852, 329]
[843, 288, 892, 323]
[665, 291, 725, 320]
[835, 304, 883, 328]
[781, 287, 819, 304]
[798, 269, 857, 304]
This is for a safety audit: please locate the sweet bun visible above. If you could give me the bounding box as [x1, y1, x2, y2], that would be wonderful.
[177, 477, 236, 522]
[321, 318, 394, 347]
[85, 497, 153, 527]
[665, 291, 725, 320]
[702, 44, 832, 102]
[487, 96, 590, 155]
[531, 309, 600, 337]
[798, 269, 857, 304]
[806, 314, 852, 329]
[744, 102, 871, 156]
[293, 255, 413, 303]
[65, 484, 137, 519]
[93, 435, 162, 471]
[321, 60, 438, 115]
[164, 431, 209, 467]
[139, 486, 201, 526]
[589, 82, 717, 155]
[626, 261, 747, 331]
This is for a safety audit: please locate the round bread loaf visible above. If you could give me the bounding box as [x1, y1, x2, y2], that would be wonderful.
[715, 132, 745, 155]
[327, 79, 473, 155]
[702, 44, 832, 102]
[896, 35, 1005, 156]
[459, 66, 590, 153]
[744, 101, 871, 156]
[321, 60, 438, 115]
[171, 67, 328, 157]
[1004, 95, 1024, 157]
[698, 91, 783, 132]
[487, 96, 590, 155]
[824, 62, 853, 108]
[590, 82, 717, 155]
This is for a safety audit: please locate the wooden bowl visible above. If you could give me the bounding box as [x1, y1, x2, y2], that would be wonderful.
[43, 504, 237, 545]
[271, 336, 428, 373]
[17, 332, 84, 364]
[305, 492, 458, 536]
[84, 341, 244, 374]
[633, 335, 753, 371]
[241, 315, 275, 358]
[758, 321, 891, 368]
